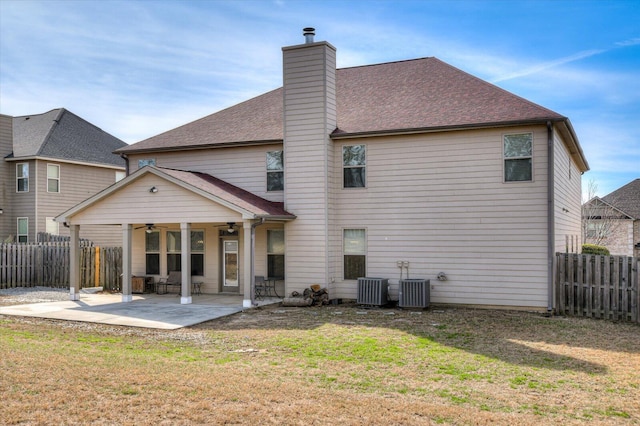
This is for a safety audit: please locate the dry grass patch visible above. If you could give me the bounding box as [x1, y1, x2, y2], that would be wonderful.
[1, 303, 639, 425]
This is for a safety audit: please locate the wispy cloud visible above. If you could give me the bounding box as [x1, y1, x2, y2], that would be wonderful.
[491, 49, 605, 83]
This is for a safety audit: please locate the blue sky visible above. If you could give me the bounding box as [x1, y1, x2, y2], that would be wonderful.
[1, 0, 638, 197]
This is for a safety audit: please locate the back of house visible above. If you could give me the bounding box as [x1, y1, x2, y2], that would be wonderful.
[58, 29, 589, 310]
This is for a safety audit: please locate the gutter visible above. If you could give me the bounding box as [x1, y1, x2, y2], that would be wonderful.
[547, 121, 555, 314]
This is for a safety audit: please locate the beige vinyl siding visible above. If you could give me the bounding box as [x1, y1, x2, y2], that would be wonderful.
[35, 160, 123, 246]
[0, 115, 13, 240]
[10, 159, 36, 242]
[282, 42, 337, 294]
[331, 126, 550, 308]
[553, 130, 583, 253]
[70, 174, 243, 225]
[127, 143, 284, 203]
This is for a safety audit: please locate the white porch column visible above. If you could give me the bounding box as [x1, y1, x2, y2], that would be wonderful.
[242, 221, 253, 308]
[180, 222, 192, 304]
[122, 224, 133, 302]
[69, 224, 81, 301]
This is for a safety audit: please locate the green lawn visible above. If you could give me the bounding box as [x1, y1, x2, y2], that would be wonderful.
[1, 305, 639, 425]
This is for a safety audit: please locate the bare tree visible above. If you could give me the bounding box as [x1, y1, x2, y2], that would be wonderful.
[581, 179, 625, 247]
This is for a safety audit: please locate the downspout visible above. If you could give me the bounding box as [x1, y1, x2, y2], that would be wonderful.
[119, 153, 129, 176]
[250, 218, 266, 306]
[547, 121, 555, 314]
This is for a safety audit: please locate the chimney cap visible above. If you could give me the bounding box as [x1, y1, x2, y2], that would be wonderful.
[303, 27, 315, 43]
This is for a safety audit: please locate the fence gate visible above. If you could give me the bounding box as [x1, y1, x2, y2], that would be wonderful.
[555, 253, 639, 323]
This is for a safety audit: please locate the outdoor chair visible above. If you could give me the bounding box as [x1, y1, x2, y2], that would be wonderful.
[157, 271, 182, 295]
[255, 275, 267, 300]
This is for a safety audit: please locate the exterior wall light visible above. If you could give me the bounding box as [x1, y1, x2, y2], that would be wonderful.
[149, 186, 158, 193]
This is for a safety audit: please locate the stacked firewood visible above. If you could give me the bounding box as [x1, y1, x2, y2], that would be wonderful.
[282, 284, 329, 307]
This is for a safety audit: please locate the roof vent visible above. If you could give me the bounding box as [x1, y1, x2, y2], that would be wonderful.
[303, 27, 315, 43]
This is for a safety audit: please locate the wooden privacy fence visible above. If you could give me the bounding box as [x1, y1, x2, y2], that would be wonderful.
[0, 243, 122, 291]
[555, 253, 639, 323]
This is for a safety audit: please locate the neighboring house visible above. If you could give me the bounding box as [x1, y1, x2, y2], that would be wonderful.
[583, 179, 640, 257]
[57, 29, 589, 310]
[0, 109, 127, 246]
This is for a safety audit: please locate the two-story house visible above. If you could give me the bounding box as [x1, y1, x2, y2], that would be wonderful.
[583, 179, 640, 257]
[1, 109, 127, 246]
[57, 29, 589, 310]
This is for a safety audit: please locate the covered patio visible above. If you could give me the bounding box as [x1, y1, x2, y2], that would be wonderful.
[56, 166, 295, 309]
[0, 291, 282, 329]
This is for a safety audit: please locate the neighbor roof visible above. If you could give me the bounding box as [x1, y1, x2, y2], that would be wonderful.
[117, 57, 583, 166]
[10, 108, 127, 167]
[602, 179, 640, 220]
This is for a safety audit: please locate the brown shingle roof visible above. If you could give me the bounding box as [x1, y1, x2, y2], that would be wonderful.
[602, 179, 640, 219]
[117, 57, 565, 153]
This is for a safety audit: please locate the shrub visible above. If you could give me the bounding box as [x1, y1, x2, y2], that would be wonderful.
[582, 244, 610, 255]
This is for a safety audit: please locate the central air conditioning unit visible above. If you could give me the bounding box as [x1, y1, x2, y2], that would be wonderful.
[357, 277, 389, 306]
[399, 279, 430, 308]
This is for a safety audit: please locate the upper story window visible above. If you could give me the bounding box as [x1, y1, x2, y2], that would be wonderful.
[266, 150, 284, 191]
[47, 164, 60, 193]
[115, 171, 126, 182]
[504, 133, 533, 182]
[138, 159, 156, 168]
[343, 145, 366, 188]
[16, 163, 29, 192]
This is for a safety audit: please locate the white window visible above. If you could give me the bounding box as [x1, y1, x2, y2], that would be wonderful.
[343, 229, 366, 280]
[46, 217, 59, 235]
[343, 145, 366, 188]
[16, 163, 29, 192]
[504, 133, 533, 182]
[145, 231, 160, 275]
[166, 230, 205, 276]
[17, 217, 28, 243]
[267, 229, 285, 277]
[266, 151, 284, 191]
[138, 159, 156, 168]
[115, 171, 126, 182]
[47, 164, 60, 193]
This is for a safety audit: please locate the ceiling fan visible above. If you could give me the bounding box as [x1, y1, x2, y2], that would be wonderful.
[134, 223, 166, 233]
[217, 222, 237, 234]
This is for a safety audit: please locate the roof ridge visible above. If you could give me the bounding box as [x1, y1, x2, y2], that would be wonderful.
[337, 56, 435, 71]
[35, 108, 66, 156]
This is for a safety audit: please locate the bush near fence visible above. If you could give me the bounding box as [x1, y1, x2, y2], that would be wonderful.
[555, 252, 639, 323]
[0, 243, 122, 291]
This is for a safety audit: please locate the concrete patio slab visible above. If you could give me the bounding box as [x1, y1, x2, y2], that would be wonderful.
[0, 293, 250, 330]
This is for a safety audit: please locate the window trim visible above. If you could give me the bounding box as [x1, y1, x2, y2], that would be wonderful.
[165, 229, 205, 276]
[138, 159, 156, 168]
[267, 229, 285, 278]
[342, 144, 366, 189]
[503, 132, 533, 183]
[343, 228, 367, 280]
[17, 217, 28, 243]
[47, 163, 60, 193]
[145, 230, 161, 275]
[266, 150, 284, 192]
[16, 163, 29, 193]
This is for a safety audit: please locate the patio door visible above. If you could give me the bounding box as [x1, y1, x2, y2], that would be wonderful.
[221, 240, 239, 292]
